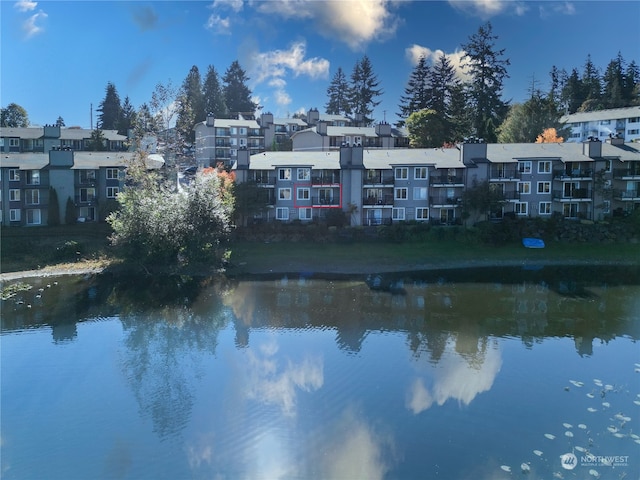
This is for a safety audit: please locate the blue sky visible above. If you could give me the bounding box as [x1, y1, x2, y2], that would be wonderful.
[2, 0, 639, 128]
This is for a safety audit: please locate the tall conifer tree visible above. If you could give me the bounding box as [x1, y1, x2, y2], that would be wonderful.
[222, 61, 257, 117]
[325, 67, 351, 116]
[397, 56, 430, 125]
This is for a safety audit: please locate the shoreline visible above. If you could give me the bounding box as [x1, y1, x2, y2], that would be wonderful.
[1, 257, 636, 283]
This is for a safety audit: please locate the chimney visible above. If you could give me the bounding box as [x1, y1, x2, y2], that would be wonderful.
[236, 146, 250, 170]
[206, 113, 215, 127]
[375, 122, 391, 137]
[316, 121, 328, 136]
[583, 137, 602, 158]
[307, 108, 320, 125]
[460, 138, 487, 165]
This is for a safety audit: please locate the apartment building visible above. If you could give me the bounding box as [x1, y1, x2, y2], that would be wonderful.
[291, 121, 409, 152]
[193, 114, 263, 168]
[235, 139, 640, 226]
[0, 150, 163, 226]
[562, 106, 640, 144]
[0, 125, 128, 153]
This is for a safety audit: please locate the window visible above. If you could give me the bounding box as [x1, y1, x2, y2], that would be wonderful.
[629, 117, 640, 123]
[230, 138, 238, 146]
[515, 202, 528, 215]
[395, 167, 408, 180]
[278, 188, 291, 200]
[539, 202, 551, 215]
[603, 200, 611, 214]
[628, 129, 639, 135]
[25, 189, 39, 205]
[518, 182, 531, 194]
[600, 120, 610, 125]
[297, 168, 310, 181]
[276, 207, 289, 220]
[392, 207, 405, 220]
[9, 169, 20, 181]
[605, 160, 612, 172]
[9, 209, 20, 222]
[26, 209, 41, 225]
[26, 170, 40, 185]
[299, 208, 312, 220]
[79, 188, 96, 202]
[518, 161, 532, 174]
[413, 187, 427, 200]
[394, 187, 408, 200]
[297, 188, 310, 200]
[9, 189, 20, 201]
[79, 170, 96, 183]
[537, 181, 551, 194]
[414, 167, 428, 179]
[538, 161, 551, 173]
[279, 168, 291, 180]
[9, 138, 19, 147]
[230, 127, 238, 135]
[106, 168, 119, 180]
[239, 127, 246, 135]
[106, 187, 119, 198]
[416, 207, 429, 220]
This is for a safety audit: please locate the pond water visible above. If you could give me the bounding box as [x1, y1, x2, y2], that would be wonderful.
[1, 266, 639, 480]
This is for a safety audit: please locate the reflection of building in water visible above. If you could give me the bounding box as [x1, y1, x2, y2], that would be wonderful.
[222, 273, 638, 357]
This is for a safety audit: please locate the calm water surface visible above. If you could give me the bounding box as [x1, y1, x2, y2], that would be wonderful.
[1, 266, 639, 480]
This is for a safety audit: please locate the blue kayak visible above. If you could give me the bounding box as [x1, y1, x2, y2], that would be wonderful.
[522, 237, 545, 248]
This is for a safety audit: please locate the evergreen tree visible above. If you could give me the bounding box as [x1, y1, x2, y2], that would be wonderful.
[97, 82, 122, 130]
[602, 53, 625, 109]
[48, 187, 60, 226]
[623, 60, 640, 106]
[55, 116, 65, 127]
[87, 128, 107, 151]
[203, 65, 227, 119]
[429, 54, 458, 118]
[497, 91, 568, 143]
[461, 22, 510, 143]
[65, 197, 76, 225]
[579, 55, 602, 111]
[0, 103, 29, 127]
[222, 61, 257, 117]
[120, 96, 136, 137]
[448, 82, 472, 141]
[347, 55, 383, 126]
[397, 56, 430, 125]
[176, 66, 204, 144]
[560, 68, 585, 114]
[134, 103, 159, 137]
[175, 92, 195, 144]
[325, 67, 351, 116]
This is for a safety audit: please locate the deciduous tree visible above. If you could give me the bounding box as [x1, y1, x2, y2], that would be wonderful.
[406, 109, 447, 148]
[1, 103, 29, 127]
[536, 128, 564, 143]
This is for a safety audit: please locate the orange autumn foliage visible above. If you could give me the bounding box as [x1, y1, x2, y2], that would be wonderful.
[536, 128, 563, 143]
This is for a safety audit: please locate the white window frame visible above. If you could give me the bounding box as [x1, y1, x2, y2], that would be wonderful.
[518, 161, 532, 174]
[392, 207, 405, 220]
[539, 202, 551, 215]
[537, 181, 551, 194]
[276, 207, 289, 220]
[279, 168, 291, 180]
[297, 187, 310, 200]
[9, 209, 21, 222]
[414, 167, 428, 179]
[603, 200, 610, 214]
[26, 209, 41, 225]
[518, 182, 531, 194]
[278, 188, 292, 200]
[9, 138, 19, 147]
[106, 186, 119, 198]
[413, 187, 427, 200]
[239, 127, 246, 136]
[9, 189, 20, 201]
[297, 168, 310, 181]
[394, 187, 408, 200]
[538, 161, 551, 173]
[106, 168, 119, 180]
[515, 202, 528, 215]
[299, 207, 312, 220]
[416, 207, 429, 221]
[9, 169, 20, 181]
[395, 167, 408, 180]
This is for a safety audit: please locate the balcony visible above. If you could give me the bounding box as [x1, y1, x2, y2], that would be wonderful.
[363, 194, 394, 206]
[430, 175, 463, 186]
[312, 196, 340, 207]
[613, 167, 640, 179]
[312, 174, 340, 185]
[614, 189, 640, 200]
[553, 169, 593, 180]
[364, 174, 394, 186]
[250, 175, 276, 186]
[552, 188, 592, 201]
[75, 194, 98, 205]
[489, 168, 519, 181]
[429, 196, 462, 206]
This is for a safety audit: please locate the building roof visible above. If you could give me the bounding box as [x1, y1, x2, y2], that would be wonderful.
[248, 151, 340, 170]
[318, 113, 351, 123]
[485, 142, 583, 163]
[0, 152, 164, 170]
[560, 106, 640, 124]
[195, 118, 261, 129]
[601, 141, 640, 162]
[271, 117, 308, 127]
[0, 127, 127, 141]
[0, 153, 49, 169]
[364, 148, 462, 169]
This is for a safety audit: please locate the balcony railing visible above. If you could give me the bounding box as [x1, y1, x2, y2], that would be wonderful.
[363, 194, 394, 206]
[429, 196, 462, 206]
[614, 189, 640, 200]
[552, 188, 592, 200]
[75, 195, 98, 205]
[430, 175, 463, 185]
[613, 168, 640, 179]
[312, 196, 340, 206]
[251, 175, 276, 185]
[311, 174, 340, 184]
[364, 175, 394, 185]
[553, 169, 593, 179]
[489, 168, 520, 180]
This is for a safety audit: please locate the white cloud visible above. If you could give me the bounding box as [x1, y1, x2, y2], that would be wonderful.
[448, 0, 529, 18]
[205, 14, 231, 34]
[212, 0, 243, 13]
[14, 0, 37, 12]
[257, 0, 401, 51]
[22, 10, 47, 38]
[252, 41, 330, 83]
[405, 45, 471, 82]
[539, 1, 576, 17]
